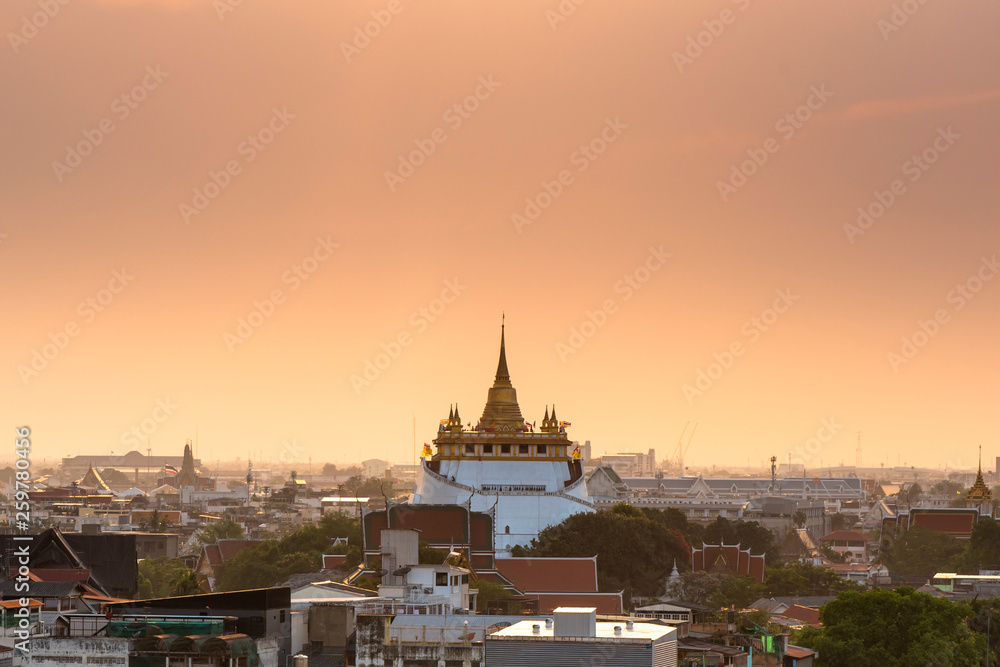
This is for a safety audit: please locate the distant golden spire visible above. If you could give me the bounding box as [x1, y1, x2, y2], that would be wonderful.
[966, 444, 992, 508]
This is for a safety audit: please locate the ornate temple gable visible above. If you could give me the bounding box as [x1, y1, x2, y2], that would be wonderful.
[691, 542, 765, 583]
[687, 475, 714, 498]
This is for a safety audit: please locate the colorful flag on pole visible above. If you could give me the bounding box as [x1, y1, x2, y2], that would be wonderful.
[164, 464, 178, 475]
[560, 421, 572, 427]
[422, 444, 433, 458]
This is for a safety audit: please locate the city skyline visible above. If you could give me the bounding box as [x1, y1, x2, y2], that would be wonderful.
[3, 1, 999, 470]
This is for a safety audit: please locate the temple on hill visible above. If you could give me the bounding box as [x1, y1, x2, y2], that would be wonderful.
[411, 322, 594, 554]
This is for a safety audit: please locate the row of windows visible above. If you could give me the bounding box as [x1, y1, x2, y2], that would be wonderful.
[459, 443, 560, 455]
[434, 572, 470, 586]
[481, 485, 547, 493]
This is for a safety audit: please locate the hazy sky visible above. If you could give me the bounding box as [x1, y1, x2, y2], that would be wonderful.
[3, 0, 999, 472]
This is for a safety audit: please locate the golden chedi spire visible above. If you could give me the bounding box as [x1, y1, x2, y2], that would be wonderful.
[479, 317, 525, 429]
[967, 445, 992, 508]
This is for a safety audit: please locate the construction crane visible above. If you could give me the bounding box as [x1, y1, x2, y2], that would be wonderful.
[667, 422, 698, 476]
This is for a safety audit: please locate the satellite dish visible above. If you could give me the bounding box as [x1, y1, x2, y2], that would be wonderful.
[393, 567, 411, 577]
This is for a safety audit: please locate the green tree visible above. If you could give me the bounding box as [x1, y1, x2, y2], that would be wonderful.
[902, 482, 923, 505]
[198, 520, 245, 544]
[470, 580, 514, 612]
[666, 571, 763, 609]
[930, 479, 964, 496]
[214, 513, 364, 591]
[820, 544, 847, 564]
[967, 598, 1000, 665]
[418, 543, 446, 564]
[138, 557, 201, 599]
[525, 504, 689, 598]
[792, 510, 807, 528]
[794, 588, 984, 667]
[764, 562, 859, 597]
[829, 512, 848, 532]
[172, 570, 203, 596]
[949, 493, 971, 508]
[952, 517, 1000, 574]
[886, 526, 963, 577]
[140, 509, 172, 533]
[341, 475, 395, 498]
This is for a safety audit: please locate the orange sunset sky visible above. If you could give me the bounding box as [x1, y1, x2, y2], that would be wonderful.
[2, 0, 999, 472]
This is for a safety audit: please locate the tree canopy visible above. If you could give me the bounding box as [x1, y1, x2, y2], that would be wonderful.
[667, 562, 860, 609]
[952, 517, 1000, 574]
[138, 557, 202, 599]
[794, 588, 985, 667]
[885, 526, 963, 577]
[214, 512, 363, 591]
[139, 509, 173, 533]
[522, 506, 784, 602]
[829, 512, 848, 532]
[523, 504, 690, 598]
[198, 520, 245, 544]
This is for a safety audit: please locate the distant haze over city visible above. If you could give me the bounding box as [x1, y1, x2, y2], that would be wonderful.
[3, 1, 999, 470]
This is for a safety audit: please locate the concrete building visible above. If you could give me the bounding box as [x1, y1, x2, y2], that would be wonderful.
[595, 494, 749, 523]
[131, 531, 179, 560]
[375, 529, 475, 613]
[618, 474, 865, 503]
[601, 449, 657, 477]
[743, 497, 827, 541]
[355, 613, 483, 667]
[486, 607, 677, 667]
[362, 459, 390, 479]
[378, 564, 474, 613]
[818, 530, 871, 563]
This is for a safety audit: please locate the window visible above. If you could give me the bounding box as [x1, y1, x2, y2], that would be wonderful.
[464, 444, 475, 454]
[436, 572, 448, 586]
[537, 445, 546, 455]
[280, 610, 286, 623]
[519, 445, 529, 455]
[483, 444, 493, 454]
[462, 574, 469, 584]
[500, 445, 511, 454]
